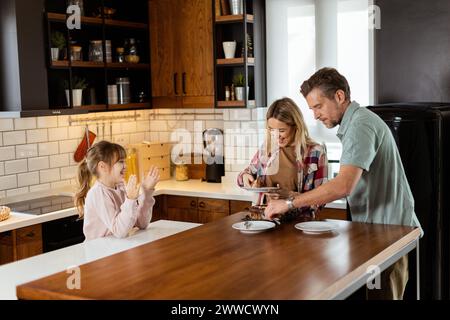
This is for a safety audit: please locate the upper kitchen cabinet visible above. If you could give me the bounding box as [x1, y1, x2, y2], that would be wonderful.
[149, 0, 214, 108]
[213, 0, 266, 108]
[45, 0, 151, 112]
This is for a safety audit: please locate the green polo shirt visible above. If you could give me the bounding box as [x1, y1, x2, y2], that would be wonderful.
[337, 101, 422, 234]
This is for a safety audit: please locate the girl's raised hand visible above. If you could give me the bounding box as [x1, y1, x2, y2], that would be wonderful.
[142, 166, 160, 191]
[126, 175, 140, 200]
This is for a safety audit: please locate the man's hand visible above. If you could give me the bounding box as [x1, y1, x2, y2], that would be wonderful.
[126, 175, 140, 200]
[265, 199, 289, 220]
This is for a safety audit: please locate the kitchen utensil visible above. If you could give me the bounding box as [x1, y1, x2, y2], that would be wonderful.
[242, 186, 280, 192]
[73, 128, 96, 162]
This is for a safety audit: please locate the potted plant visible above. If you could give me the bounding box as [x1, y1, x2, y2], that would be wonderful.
[233, 73, 247, 101]
[64, 77, 88, 107]
[51, 31, 66, 61]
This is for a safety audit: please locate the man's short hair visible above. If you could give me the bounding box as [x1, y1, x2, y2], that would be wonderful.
[300, 67, 351, 101]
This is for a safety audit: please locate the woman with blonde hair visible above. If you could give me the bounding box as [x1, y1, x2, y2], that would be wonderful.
[237, 97, 328, 219]
[75, 140, 160, 240]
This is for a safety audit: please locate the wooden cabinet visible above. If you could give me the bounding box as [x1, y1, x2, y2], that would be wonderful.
[0, 224, 43, 266]
[164, 195, 245, 223]
[318, 208, 348, 221]
[197, 197, 229, 223]
[166, 195, 199, 223]
[230, 200, 252, 214]
[149, 0, 214, 108]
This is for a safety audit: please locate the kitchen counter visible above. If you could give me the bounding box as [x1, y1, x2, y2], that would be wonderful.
[0, 179, 346, 233]
[0, 219, 200, 300]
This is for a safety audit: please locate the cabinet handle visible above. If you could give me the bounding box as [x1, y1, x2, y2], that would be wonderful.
[173, 73, 178, 95]
[26, 231, 35, 237]
[199, 201, 205, 208]
[190, 200, 196, 207]
[182, 72, 186, 95]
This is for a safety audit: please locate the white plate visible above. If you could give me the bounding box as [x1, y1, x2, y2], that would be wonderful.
[242, 186, 280, 193]
[294, 221, 338, 234]
[232, 221, 276, 234]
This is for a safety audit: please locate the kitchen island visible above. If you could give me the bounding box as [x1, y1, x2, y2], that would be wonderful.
[0, 220, 200, 300]
[16, 212, 420, 300]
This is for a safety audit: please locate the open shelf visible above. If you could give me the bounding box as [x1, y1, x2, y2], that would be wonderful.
[50, 61, 150, 69]
[47, 12, 148, 29]
[215, 14, 254, 24]
[108, 103, 150, 110]
[216, 57, 255, 66]
[72, 104, 107, 111]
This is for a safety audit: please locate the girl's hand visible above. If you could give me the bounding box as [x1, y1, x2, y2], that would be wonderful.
[242, 173, 255, 187]
[126, 175, 140, 200]
[142, 166, 160, 191]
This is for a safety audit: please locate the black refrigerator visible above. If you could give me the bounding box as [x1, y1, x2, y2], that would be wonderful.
[368, 103, 450, 300]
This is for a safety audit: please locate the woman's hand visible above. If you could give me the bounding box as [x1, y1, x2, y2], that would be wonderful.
[242, 173, 255, 187]
[142, 166, 160, 191]
[265, 199, 289, 220]
[126, 175, 140, 200]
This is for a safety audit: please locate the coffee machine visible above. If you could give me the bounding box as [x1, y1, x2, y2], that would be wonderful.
[203, 128, 225, 183]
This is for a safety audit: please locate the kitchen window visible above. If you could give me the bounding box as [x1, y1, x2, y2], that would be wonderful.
[266, 0, 375, 175]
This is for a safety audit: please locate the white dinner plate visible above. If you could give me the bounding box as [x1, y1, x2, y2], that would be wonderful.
[232, 221, 276, 234]
[294, 221, 338, 234]
[242, 186, 280, 193]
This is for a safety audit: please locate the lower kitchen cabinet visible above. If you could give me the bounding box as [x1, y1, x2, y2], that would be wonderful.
[151, 195, 165, 222]
[163, 195, 250, 224]
[0, 224, 43, 265]
[197, 198, 229, 223]
[318, 208, 348, 220]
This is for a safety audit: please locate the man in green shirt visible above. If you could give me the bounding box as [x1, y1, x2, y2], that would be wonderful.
[265, 67, 422, 299]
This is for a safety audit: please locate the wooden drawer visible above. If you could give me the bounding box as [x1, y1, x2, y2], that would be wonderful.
[141, 154, 171, 168]
[230, 200, 252, 214]
[318, 208, 348, 220]
[198, 198, 229, 213]
[0, 224, 43, 265]
[166, 195, 198, 209]
[135, 142, 172, 157]
[159, 167, 171, 180]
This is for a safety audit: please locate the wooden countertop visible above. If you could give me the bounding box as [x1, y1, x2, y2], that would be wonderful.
[16, 213, 420, 300]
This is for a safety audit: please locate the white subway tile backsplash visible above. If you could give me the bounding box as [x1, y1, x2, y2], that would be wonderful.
[48, 127, 68, 141]
[29, 183, 51, 193]
[3, 131, 26, 145]
[68, 126, 84, 139]
[6, 187, 29, 198]
[50, 153, 69, 168]
[0, 119, 14, 132]
[150, 120, 167, 132]
[0, 162, 4, 176]
[136, 121, 150, 132]
[37, 116, 58, 128]
[18, 171, 40, 187]
[230, 109, 251, 121]
[28, 157, 49, 171]
[40, 168, 60, 183]
[39, 141, 59, 156]
[27, 129, 48, 143]
[112, 123, 122, 135]
[0, 133, 2, 146]
[0, 191, 4, 198]
[51, 180, 72, 189]
[0, 146, 15, 161]
[5, 159, 27, 174]
[14, 118, 36, 130]
[0, 175, 17, 191]
[129, 132, 145, 144]
[58, 115, 69, 127]
[121, 121, 137, 133]
[16, 144, 38, 159]
[205, 120, 224, 130]
[113, 134, 130, 146]
[60, 166, 77, 180]
[59, 139, 78, 153]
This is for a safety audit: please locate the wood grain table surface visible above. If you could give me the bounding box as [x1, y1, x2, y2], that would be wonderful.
[16, 212, 420, 300]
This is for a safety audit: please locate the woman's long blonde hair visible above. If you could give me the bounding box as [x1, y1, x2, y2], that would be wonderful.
[75, 141, 126, 218]
[265, 97, 316, 160]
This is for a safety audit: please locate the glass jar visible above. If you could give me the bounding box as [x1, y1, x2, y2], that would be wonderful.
[116, 47, 125, 63]
[125, 148, 138, 183]
[175, 163, 189, 181]
[70, 45, 82, 61]
[89, 40, 103, 62]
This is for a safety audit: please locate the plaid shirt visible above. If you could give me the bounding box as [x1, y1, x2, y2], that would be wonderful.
[237, 143, 328, 217]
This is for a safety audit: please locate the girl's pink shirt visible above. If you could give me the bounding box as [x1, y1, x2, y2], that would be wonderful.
[83, 180, 155, 240]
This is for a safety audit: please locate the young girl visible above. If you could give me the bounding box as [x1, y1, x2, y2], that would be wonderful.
[75, 141, 160, 240]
